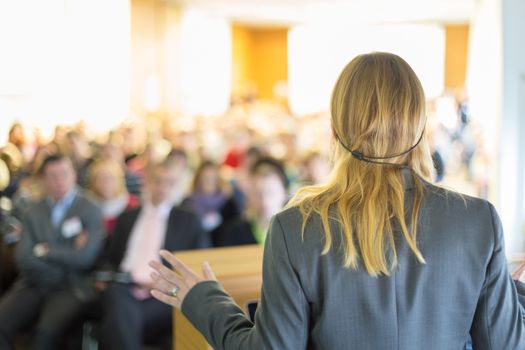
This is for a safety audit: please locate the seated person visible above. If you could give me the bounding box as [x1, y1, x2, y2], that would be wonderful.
[213, 157, 289, 247]
[0, 154, 103, 350]
[98, 142, 143, 198]
[97, 160, 210, 350]
[87, 159, 140, 237]
[183, 161, 238, 233]
[300, 151, 330, 186]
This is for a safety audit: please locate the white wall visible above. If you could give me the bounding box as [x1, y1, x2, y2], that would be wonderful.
[179, 9, 231, 116]
[288, 22, 445, 115]
[500, 0, 525, 255]
[0, 0, 130, 142]
[467, 0, 525, 255]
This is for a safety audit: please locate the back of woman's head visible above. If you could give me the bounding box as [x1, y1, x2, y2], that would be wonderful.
[289, 52, 434, 276]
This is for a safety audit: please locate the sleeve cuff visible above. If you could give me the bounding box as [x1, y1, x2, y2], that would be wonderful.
[181, 280, 224, 318]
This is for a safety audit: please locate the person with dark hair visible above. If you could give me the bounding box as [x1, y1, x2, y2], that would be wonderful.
[0, 154, 103, 350]
[183, 161, 236, 233]
[98, 142, 143, 197]
[165, 148, 192, 205]
[228, 146, 264, 216]
[64, 131, 92, 188]
[213, 157, 289, 247]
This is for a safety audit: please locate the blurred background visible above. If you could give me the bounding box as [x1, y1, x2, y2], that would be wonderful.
[0, 0, 524, 256]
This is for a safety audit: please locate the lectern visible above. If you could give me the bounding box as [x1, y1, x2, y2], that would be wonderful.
[172, 244, 264, 350]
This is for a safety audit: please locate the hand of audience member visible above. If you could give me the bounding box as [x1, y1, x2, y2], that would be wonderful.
[94, 281, 108, 291]
[74, 231, 88, 250]
[512, 261, 525, 284]
[148, 250, 217, 308]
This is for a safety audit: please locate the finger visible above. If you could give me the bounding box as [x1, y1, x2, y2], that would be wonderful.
[150, 272, 188, 296]
[160, 250, 195, 279]
[149, 261, 187, 287]
[202, 261, 217, 281]
[151, 290, 181, 308]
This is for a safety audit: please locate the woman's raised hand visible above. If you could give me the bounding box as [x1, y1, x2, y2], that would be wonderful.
[148, 250, 217, 308]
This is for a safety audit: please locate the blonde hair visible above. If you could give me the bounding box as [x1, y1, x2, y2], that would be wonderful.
[88, 159, 127, 198]
[287, 52, 434, 276]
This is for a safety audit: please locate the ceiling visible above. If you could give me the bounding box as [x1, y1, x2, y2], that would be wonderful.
[169, 0, 477, 27]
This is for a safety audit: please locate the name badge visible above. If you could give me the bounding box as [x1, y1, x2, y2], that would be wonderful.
[62, 216, 83, 239]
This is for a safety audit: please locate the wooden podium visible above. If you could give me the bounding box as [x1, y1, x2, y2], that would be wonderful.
[172, 245, 264, 350]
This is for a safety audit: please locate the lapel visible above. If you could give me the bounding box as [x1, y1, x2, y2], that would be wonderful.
[122, 207, 142, 247]
[40, 201, 56, 242]
[39, 195, 81, 243]
[111, 207, 141, 267]
[162, 207, 177, 250]
[54, 193, 82, 241]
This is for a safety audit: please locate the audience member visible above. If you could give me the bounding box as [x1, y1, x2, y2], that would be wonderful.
[214, 157, 289, 246]
[300, 152, 330, 186]
[97, 160, 210, 350]
[65, 131, 93, 187]
[183, 161, 237, 233]
[87, 159, 140, 236]
[165, 148, 192, 205]
[98, 142, 143, 197]
[0, 155, 103, 350]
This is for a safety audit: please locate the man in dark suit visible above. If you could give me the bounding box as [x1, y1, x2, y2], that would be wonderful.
[98, 160, 210, 350]
[0, 154, 103, 350]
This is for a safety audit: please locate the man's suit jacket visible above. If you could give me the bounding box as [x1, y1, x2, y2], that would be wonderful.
[15, 190, 103, 294]
[181, 169, 525, 350]
[103, 205, 210, 271]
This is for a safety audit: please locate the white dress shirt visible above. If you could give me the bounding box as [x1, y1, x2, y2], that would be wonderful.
[120, 201, 172, 285]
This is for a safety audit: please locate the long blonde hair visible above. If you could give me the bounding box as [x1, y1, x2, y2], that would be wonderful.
[287, 52, 434, 276]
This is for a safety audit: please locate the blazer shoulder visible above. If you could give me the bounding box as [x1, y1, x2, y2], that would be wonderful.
[275, 206, 304, 226]
[74, 191, 102, 211]
[422, 181, 492, 215]
[273, 206, 317, 246]
[26, 198, 47, 215]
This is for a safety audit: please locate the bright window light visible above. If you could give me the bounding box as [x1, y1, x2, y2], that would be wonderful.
[180, 9, 231, 116]
[0, 0, 130, 140]
[288, 22, 445, 115]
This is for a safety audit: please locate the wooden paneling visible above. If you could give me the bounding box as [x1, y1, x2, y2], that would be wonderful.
[232, 24, 288, 100]
[173, 245, 264, 350]
[445, 24, 470, 89]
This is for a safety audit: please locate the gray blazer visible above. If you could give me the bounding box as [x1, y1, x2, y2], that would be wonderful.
[15, 190, 103, 297]
[182, 171, 525, 349]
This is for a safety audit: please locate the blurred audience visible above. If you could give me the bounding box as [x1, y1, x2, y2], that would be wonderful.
[0, 155, 103, 350]
[87, 159, 140, 237]
[97, 160, 210, 350]
[183, 161, 237, 233]
[300, 151, 330, 186]
[213, 157, 289, 247]
[165, 148, 192, 205]
[65, 131, 92, 188]
[98, 142, 143, 197]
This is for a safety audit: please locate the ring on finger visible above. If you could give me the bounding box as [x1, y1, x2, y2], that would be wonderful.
[170, 285, 180, 298]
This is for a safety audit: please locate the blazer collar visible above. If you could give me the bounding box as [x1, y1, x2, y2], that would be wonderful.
[402, 167, 415, 190]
